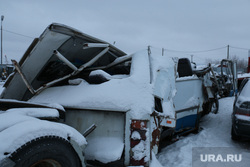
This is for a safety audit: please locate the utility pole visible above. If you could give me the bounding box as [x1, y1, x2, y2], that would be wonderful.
[191, 55, 194, 63]
[227, 45, 229, 59]
[248, 50, 250, 73]
[1, 15, 4, 66]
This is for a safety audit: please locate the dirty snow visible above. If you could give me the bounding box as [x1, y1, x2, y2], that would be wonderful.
[157, 97, 250, 167]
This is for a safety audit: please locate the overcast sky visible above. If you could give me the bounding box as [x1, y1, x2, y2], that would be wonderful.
[1, 0, 250, 64]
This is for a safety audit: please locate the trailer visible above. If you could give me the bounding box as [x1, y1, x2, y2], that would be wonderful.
[0, 23, 217, 166]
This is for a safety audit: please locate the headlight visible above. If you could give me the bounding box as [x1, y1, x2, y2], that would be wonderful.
[240, 102, 250, 109]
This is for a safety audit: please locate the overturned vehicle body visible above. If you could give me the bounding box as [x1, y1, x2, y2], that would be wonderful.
[0, 23, 217, 166]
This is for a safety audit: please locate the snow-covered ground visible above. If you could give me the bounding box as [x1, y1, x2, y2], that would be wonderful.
[157, 97, 250, 167]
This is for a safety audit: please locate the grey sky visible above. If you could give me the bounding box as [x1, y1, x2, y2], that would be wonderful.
[1, 0, 250, 64]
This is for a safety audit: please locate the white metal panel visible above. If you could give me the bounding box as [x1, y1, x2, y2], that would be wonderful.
[174, 78, 204, 112]
[64, 109, 125, 162]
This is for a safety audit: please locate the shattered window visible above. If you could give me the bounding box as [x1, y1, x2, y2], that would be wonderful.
[154, 96, 163, 113]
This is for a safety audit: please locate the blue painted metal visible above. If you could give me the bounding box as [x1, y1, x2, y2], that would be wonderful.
[175, 114, 198, 131]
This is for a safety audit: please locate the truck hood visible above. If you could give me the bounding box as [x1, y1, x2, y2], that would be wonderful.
[1, 23, 126, 101]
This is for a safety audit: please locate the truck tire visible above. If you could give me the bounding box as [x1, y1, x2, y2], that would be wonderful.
[10, 136, 81, 167]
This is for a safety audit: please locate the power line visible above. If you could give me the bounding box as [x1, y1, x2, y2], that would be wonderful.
[2, 28, 250, 53]
[3, 29, 34, 39]
[164, 46, 227, 53]
[229, 46, 250, 51]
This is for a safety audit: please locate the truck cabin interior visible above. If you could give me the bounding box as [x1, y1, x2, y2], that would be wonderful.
[36, 38, 131, 85]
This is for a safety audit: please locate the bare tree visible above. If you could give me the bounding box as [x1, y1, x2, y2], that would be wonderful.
[205, 58, 220, 65]
[231, 55, 248, 73]
[205, 55, 248, 73]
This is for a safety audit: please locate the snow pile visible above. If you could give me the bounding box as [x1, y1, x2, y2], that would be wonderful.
[132, 140, 147, 161]
[89, 70, 128, 80]
[151, 152, 163, 167]
[85, 137, 124, 163]
[30, 49, 176, 119]
[131, 131, 141, 140]
[68, 78, 85, 85]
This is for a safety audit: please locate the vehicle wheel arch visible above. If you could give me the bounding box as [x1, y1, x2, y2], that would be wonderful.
[9, 135, 85, 167]
[0, 119, 87, 167]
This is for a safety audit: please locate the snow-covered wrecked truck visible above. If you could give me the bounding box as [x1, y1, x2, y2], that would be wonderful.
[0, 23, 217, 166]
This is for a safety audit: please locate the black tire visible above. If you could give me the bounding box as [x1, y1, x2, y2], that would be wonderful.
[211, 98, 219, 114]
[231, 126, 241, 141]
[10, 136, 81, 167]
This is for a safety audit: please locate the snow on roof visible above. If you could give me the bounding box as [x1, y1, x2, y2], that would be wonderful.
[29, 48, 176, 119]
[6, 108, 59, 118]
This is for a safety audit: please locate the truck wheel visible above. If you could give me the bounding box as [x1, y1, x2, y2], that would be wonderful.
[10, 136, 81, 167]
